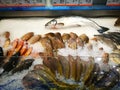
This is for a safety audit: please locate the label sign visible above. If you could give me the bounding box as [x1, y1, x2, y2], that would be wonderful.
[0, 0, 46, 7]
[52, 0, 66, 6]
[79, 0, 93, 6]
[107, 0, 120, 6]
[66, 0, 79, 6]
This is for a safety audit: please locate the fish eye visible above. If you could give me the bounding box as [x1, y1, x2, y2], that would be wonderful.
[45, 19, 57, 27]
[50, 19, 57, 25]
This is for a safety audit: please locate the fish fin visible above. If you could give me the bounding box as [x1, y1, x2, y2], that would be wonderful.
[97, 26, 109, 33]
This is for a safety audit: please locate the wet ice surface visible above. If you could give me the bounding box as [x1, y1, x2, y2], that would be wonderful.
[0, 17, 119, 40]
[0, 58, 43, 90]
[0, 17, 120, 89]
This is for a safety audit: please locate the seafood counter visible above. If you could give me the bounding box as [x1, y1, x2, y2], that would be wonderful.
[0, 17, 120, 90]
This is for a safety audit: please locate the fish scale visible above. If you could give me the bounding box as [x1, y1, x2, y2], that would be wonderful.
[22, 55, 120, 90]
[45, 16, 109, 33]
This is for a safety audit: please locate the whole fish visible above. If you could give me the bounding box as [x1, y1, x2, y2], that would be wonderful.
[114, 17, 120, 26]
[45, 16, 109, 33]
[0, 47, 5, 67]
[12, 59, 34, 74]
[94, 35, 117, 50]
[98, 32, 120, 45]
[0, 52, 21, 75]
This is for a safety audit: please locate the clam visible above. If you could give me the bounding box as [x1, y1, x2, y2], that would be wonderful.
[68, 55, 77, 80]
[79, 34, 89, 43]
[21, 32, 34, 41]
[58, 55, 70, 79]
[62, 33, 70, 42]
[109, 50, 120, 65]
[67, 38, 77, 49]
[45, 32, 65, 50]
[3, 38, 10, 48]
[70, 32, 78, 39]
[27, 35, 41, 44]
[76, 56, 83, 82]
[40, 37, 53, 57]
[23, 64, 79, 90]
[2, 31, 10, 39]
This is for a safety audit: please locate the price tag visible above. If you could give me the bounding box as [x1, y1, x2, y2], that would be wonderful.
[66, 0, 79, 6]
[0, 0, 46, 7]
[107, 0, 120, 6]
[0, 0, 12, 4]
[79, 0, 93, 6]
[52, 0, 66, 6]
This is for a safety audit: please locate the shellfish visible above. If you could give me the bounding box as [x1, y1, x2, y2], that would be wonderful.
[22, 55, 120, 90]
[21, 32, 34, 41]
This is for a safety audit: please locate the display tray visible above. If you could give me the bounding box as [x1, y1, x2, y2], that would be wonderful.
[0, 17, 120, 90]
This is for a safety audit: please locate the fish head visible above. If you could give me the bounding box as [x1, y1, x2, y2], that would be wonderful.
[94, 35, 105, 42]
[45, 19, 64, 29]
[0, 47, 3, 56]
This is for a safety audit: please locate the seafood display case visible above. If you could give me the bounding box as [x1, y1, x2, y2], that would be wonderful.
[0, 0, 120, 90]
[0, 0, 120, 17]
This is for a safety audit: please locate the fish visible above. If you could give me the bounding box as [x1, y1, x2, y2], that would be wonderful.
[12, 59, 34, 74]
[109, 53, 120, 64]
[22, 70, 51, 90]
[94, 68, 119, 88]
[0, 47, 5, 67]
[58, 55, 70, 79]
[0, 52, 21, 75]
[94, 35, 117, 50]
[43, 57, 58, 75]
[0, 47, 4, 57]
[45, 32, 65, 50]
[23, 65, 79, 90]
[114, 17, 120, 26]
[68, 55, 77, 81]
[75, 56, 83, 82]
[95, 32, 120, 46]
[45, 16, 109, 33]
[83, 57, 94, 85]
[107, 32, 120, 45]
[86, 63, 100, 86]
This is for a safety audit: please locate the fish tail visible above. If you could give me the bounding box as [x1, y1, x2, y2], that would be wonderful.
[97, 26, 109, 33]
[87, 18, 109, 33]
